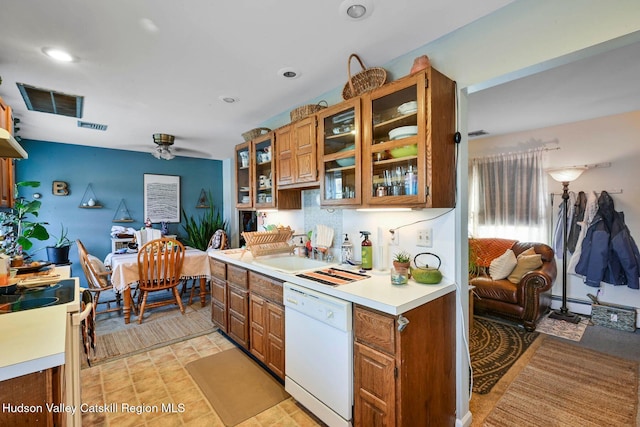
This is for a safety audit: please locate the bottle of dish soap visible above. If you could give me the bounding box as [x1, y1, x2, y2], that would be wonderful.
[360, 231, 372, 270]
[341, 234, 353, 264]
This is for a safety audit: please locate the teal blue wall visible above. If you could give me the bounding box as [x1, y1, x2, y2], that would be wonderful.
[15, 140, 224, 285]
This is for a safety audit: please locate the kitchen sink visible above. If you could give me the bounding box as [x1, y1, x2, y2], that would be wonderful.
[252, 256, 336, 274]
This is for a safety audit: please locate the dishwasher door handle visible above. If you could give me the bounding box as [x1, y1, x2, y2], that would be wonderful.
[286, 297, 299, 305]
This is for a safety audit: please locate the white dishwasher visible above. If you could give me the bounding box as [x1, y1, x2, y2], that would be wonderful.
[283, 282, 353, 427]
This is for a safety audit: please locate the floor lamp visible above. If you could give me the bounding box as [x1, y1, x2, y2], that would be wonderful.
[547, 167, 586, 323]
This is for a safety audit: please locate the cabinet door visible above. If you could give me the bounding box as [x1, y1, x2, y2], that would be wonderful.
[293, 116, 317, 183]
[249, 293, 266, 363]
[0, 98, 14, 208]
[235, 142, 252, 208]
[318, 99, 361, 206]
[362, 70, 455, 208]
[210, 277, 227, 332]
[354, 342, 396, 427]
[253, 133, 276, 208]
[275, 126, 294, 186]
[266, 301, 285, 379]
[227, 284, 249, 349]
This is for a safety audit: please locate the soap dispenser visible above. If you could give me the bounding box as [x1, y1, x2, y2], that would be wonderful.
[340, 234, 353, 264]
[360, 231, 373, 270]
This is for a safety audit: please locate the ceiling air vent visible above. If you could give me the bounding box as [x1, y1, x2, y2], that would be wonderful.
[77, 120, 108, 131]
[16, 83, 84, 118]
[468, 129, 489, 138]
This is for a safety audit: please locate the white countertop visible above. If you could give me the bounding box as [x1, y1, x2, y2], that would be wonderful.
[209, 250, 457, 315]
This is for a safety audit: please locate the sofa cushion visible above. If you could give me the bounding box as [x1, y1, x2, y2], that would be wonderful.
[470, 238, 518, 267]
[489, 249, 517, 280]
[508, 254, 543, 284]
[470, 276, 519, 304]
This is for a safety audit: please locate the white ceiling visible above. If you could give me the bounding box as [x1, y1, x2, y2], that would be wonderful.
[0, 0, 511, 160]
[467, 36, 640, 139]
[1, 1, 638, 160]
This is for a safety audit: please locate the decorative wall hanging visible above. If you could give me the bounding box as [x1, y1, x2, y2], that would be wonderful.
[113, 199, 134, 223]
[79, 183, 102, 208]
[196, 188, 210, 208]
[52, 181, 69, 196]
[143, 174, 180, 223]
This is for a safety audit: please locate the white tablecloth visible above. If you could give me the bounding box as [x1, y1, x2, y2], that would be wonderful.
[104, 247, 211, 292]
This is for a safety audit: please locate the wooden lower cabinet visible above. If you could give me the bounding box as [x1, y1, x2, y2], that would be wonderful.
[210, 276, 227, 332]
[0, 367, 64, 427]
[353, 291, 456, 427]
[249, 272, 285, 379]
[227, 284, 249, 349]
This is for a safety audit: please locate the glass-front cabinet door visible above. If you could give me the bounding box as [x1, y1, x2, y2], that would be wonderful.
[235, 142, 252, 208]
[253, 133, 276, 209]
[362, 70, 455, 208]
[318, 99, 361, 206]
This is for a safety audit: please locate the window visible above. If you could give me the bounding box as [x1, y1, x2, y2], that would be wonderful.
[469, 150, 548, 242]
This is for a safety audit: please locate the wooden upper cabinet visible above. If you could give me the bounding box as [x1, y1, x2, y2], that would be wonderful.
[0, 97, 15, 208]
[318, 98, 362, 207]
[361, 68, 455, 208]
[276, 116, 318, 187]
[275, 126, 294, 186]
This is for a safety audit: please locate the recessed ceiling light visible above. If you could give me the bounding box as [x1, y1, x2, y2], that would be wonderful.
[218, 95, 239, 103]
[139, 18, 159, 33]
[339, 0, 374, 21]
[277, 67, 300, 79]
[42, 47, 75, 62]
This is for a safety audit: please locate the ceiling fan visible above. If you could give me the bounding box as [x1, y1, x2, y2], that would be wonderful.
[149, 133, 210, 160]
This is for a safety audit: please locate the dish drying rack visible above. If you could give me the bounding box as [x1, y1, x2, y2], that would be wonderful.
[241, 227, 294, 258]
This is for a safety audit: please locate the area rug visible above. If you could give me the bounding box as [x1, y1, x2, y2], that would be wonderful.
[186, 347, 290, 426]
[83, 302, 215, 367]
[470, 317, 539, 394]
[484, 338, 639, 426]
[535, 312, 589, 341]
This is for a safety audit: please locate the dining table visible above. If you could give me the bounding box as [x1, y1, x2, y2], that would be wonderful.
[104, 247, 211, 324]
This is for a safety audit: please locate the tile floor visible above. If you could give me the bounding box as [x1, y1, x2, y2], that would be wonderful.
[81, 331, 324, 426]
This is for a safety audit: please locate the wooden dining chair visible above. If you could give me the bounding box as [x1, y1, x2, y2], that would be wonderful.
[77, 239, 123, 316]
[136, 237, 185, 324]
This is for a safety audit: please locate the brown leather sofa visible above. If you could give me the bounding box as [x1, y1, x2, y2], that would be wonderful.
[469, 238, 557, 331]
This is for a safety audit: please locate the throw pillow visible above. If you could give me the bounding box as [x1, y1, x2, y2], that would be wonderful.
[489, 249, 517, 280]
[518, 247, 536, 258]
[508, 254, 543, 283]
[88, 254, 109, 287]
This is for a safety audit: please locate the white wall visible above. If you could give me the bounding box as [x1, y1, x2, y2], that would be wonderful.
[469, 111, 640, 314]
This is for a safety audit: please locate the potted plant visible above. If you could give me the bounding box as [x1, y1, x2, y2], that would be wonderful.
[393, 250, 411, 269]
[0, 181, 50, 265]
[181, 195, 228, 250]
[46, 223, 73, 265]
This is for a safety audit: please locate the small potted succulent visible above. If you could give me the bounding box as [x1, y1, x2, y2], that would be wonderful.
[392, 250, 411, 270]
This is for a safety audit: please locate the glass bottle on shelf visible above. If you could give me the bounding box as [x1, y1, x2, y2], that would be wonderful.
[318, 99, 361, 206]
[253, 133, 275, 208]
[235, 142, 252, 207]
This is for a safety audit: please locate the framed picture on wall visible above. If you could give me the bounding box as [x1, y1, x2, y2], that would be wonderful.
[144, 174, 181, 223]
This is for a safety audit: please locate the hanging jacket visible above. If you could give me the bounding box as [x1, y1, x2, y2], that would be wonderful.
[553, 191, 576, 259]
[567, 191, 586, 252]
[575, 191, 640, 289]
[568, 191, 598, 275]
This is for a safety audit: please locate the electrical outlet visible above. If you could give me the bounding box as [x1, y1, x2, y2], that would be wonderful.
[389, 230, 399, 246]
[417, 228, 432, 247]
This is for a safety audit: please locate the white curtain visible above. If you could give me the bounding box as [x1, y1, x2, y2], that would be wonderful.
[469, 149, 548, 242]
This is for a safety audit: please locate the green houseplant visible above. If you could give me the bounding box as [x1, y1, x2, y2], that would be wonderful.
[0, 181, 50, 262]
[181, 196, 228, 251]
[46, 223, 73, 265]
[392, 250, 411, 269]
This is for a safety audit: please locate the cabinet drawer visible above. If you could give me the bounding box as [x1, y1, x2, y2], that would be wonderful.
[248, 271, 283, 305]
[210, 259, 226, 280]
[354, 305, 396, 354]
[227, 264, 248, 289]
